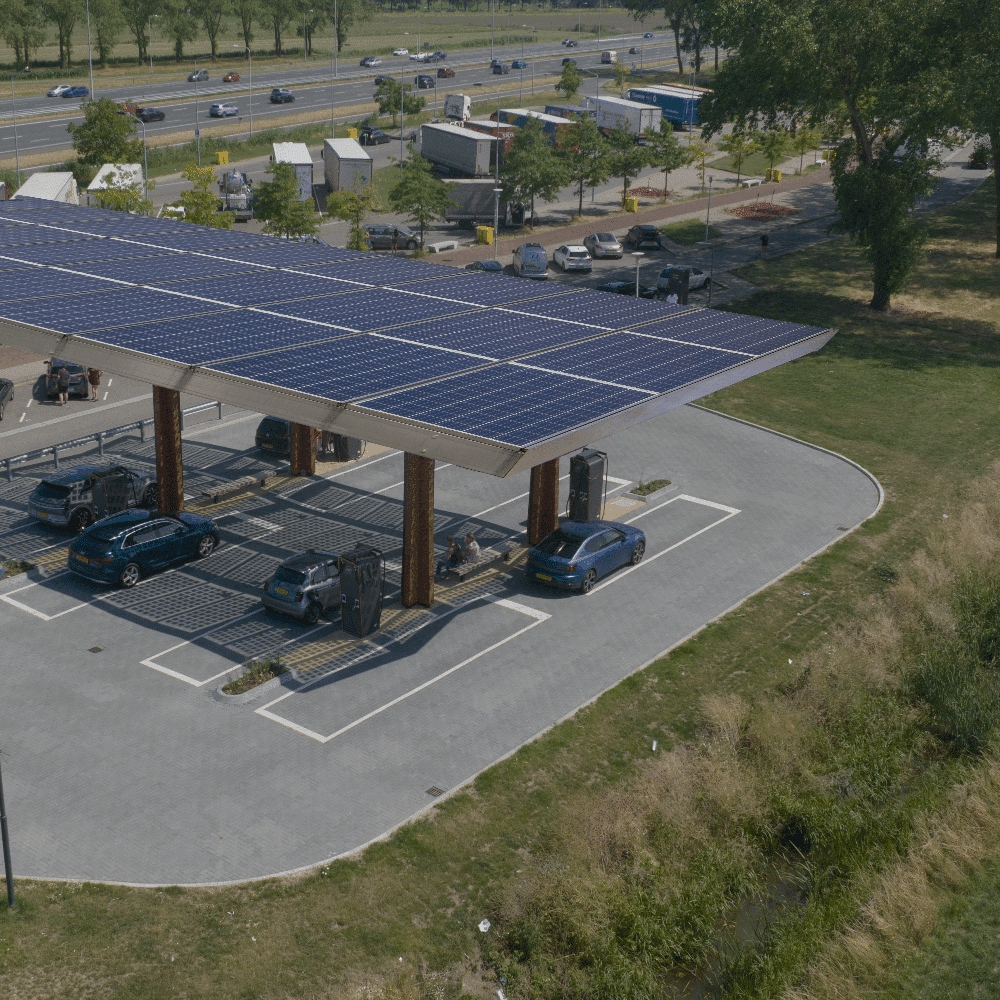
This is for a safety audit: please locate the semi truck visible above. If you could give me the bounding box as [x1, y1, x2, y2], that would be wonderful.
[217, 170, 253, 220]
[492, 108, 579, 142]
[580, 94, 661, 137]
[270, 142, 314, 201]
[443, 93, 472, 121]
[418, 122, 503, 177]
[322, 137, 373, 192]
[462, 118, 518, 155]
[623, 85, 706, 130]
[444, 178, 525, 228]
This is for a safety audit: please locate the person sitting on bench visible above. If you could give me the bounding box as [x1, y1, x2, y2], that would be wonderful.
[435, 536, 464, 576]
[463, 532, 481, 562]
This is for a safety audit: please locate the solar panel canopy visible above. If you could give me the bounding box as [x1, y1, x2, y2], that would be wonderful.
[0, 199, 835, 476]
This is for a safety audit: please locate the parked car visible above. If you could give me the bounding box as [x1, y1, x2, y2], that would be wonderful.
[0, 377, 13, 420]
[269, 88, 294, 103]
[360, 56, 382, 67]
[525, 520, 646, 593]
[223, 71, 241, 82]
[492, 62, 510, 75]
[512, 59, 527, 69]
[261, 550, 342, 624]
[68, 509, 219, 588]
[363, 224, 421, 250]
[28, 464, 158, 532]
[466, 259, 504, 273]
[583, 232, 624, 258]
[562, 57, 577, 67]
[597, 280, 657, 299]
[656, 265, 711, 292]
[209, 103, 239, 117]
[45, 359, 89, 399]
[415, 74, 436, 88]
[256, 417, 307, 456]
[359, 125, 391, 145]
[47, 84, 71, 97]
[61, 86, 89, 98]
[625, 224, 664, 250]
[552, 244, 593, 271]
[187, 69, 209, 82]
[512, 242, 548, 279]
[392, 47, 409, 56]
[136, 107, 166, 122]
[437, 66, 455, 78]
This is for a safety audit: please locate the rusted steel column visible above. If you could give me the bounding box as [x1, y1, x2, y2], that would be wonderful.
[288, 422, 316, 476]
[528, 458, 560, 545]
[402, 453, 435, 608]
[152, 386, 183, 513]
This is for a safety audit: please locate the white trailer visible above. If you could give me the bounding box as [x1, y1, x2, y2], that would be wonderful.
[443, 93, 472, 121]
[419, 122, 500, 177]
[322, 138, 373, 192]
[271, 142, 314, 202]
[14, 171, 80, 204]
[580, 95, 661, 137]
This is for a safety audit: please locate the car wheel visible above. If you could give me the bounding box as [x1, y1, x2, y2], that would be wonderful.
[196, 534, 216, 559]
[69, 508, 92, 532]
[142, 484, 158, 509]
[303, 602, 321, 625]
[119, 562, 141, 588]
[630, 540, 645, 565]
[406, 239, 417, 250]
[580, 569, 597, 593]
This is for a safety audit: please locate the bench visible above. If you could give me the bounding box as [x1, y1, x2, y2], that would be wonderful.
[740, 177, 763, 188]
[439, 540, 517, 582]
[426, 239, 459, 253]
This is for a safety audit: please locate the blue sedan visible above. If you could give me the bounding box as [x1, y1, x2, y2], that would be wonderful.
[512, 59, 528, 69]
[525, 519, 646, 593]
[68, 509, 219, 588]
[61, 86, 89, 98]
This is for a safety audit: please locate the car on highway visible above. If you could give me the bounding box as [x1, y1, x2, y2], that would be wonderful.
[187, 69, 209, 82]
[625, 224, 664, 250]
[373, 74, 393, 86]
[209, 103, 239, 117]
[269, 87, 294, 103]
[437, 66, 455, 78]
[47, 84, 71, 97]
[465, 259, 504, 273]
[392, 47, 409, 56]
[61, 86, 89, 98]
[223, 71, 241, 82]
[261, 550, 342, 624]
[45, 359, 89, 399]
[0, 377, 13, 420]
[136, 107, 166, 122]
[433, 50, 448, 60]
[552, 244, 593, 271]
[512, 242, 548, 279]
[68, 509, 219, 588]
[525, 520, 646, 593]
[562, 38, 578, 46]
[629, 46, 639, 54]
[360, 56, 382, 67]
[644, 31, 654, 38]
[492, 62, 510, 74]
[562, 57, 577, 67]
[410, 51, 430, 61]
[28, 464, 158, 532]
[415, 73, 435, 88]
[583, 232, 624, 258]
[657, 265, 711, 292]
[359, 125, 391, 145]
[511, 59, 527, 69]
[597, 280, 657, 299]
[362, 223, 421, 250]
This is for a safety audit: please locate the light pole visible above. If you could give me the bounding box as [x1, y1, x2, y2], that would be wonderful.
[148, 14, 158, 73]
[333, 0, 338, 79]
[194, 57, 201, 166]
[233, 44, 252, 137]
[303, 9, 313, 62]
[493, 187, 502, 262]
[490, 0, 495, 62]
[704, 175, 713, 241]
[0, 751, 14, 908]
[85, 0, 95, 97]
[9, 77, 20, 187]
[631, 251, 644, 297]
[128, 111, 149, 205]
[696, 240, 717, 306]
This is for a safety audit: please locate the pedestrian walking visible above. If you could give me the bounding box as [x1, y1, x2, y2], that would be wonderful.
[87, 367, 102, 400]
[759, 233, 769, 261]
[57, 365, 71, 405]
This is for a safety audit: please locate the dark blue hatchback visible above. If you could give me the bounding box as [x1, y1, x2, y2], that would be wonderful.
[68, 509, 220, 588]
[525, 519, 646, 593]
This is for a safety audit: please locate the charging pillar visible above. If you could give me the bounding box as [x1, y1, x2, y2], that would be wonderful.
[402, 453, 435, 607]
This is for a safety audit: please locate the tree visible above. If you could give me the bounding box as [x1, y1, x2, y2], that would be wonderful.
[192, 0, 227, 59]
[643, 125, 693, 195]
[556, 116, 611, 217]
[68, 97, 143, 166]
[755, 127, 791, 175]
[45, 0, 82, 69]
[328, 181, 381, 250]
[258, 0, 297, 55]
[162, 0, 197, 61]
[178, 162, 233, 228]
[331, 0, 371, 53]
[254, 161, 321, 239]
[91, 166, 153, 215]
[789, 128, 822, 174]
[605, 126, 651, 206]
[90, 0, 125, 67]
[714, 130, 755, 185]
[1, 0, 46, 68]
[229, 0, 258, 52]
[374, 79, 425, 127]
[703, 0, 959, 311]
[501, 118, 568, 225]
[121, 0, 161, 64]
[387, 148, 454, 246]
[555, 61, 581, 100]
[685, 136, 712, 191]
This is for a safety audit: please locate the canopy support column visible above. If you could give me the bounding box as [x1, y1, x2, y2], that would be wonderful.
[289, 422, 316, 476]
[152, 386, 183, 514]
[402, 453, 434, 608]
[528, 457, 559, 545]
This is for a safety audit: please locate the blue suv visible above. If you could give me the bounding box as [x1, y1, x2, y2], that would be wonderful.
[525, 520, 646, 593]
[68, 509, 220, 588]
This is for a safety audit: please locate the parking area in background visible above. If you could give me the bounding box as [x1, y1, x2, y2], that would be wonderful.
[0, 402, 881, 884]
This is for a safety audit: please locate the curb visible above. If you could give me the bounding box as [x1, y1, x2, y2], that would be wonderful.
[627, 481, 677, 504]
[213, 671, 297, 706]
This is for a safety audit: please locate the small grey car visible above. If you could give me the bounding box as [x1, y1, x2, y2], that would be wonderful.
[261, 550, 342, 624]
[28, 464, 158, 532]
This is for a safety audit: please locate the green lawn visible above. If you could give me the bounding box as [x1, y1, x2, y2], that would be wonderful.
[658, 219, 723, 243]
[707, 151, 771, 176]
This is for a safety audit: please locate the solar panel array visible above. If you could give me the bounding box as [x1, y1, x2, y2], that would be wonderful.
[0, 198, 829, 451]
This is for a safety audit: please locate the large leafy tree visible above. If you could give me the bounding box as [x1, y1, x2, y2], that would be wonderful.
[556, 116, 611, 217]
[162, 0, 197, 61]
[45, 0, 81, 69]
[178, 162, 234, 228]
[90, 0, 125, 67]
[555, 61, 581, 100]
[644, 124, 694, 194]
[68, 97, 143, 166]
[374, 79, 424, 127]
[605, 126, 651, 206]
[258, 0, 297, 55]
[121, 0, 161, 64]
[500, 117, 568, 225]
[255, 162, 320, 239]
[331, 0, 372, 53]
[229, 0, 258, 52]
[0, 0, 46, 68]
[328, 182, 381, 250]
[387, 148, 454, 246]
[703, 0, 960, 311]
[191, 0, 228, 59]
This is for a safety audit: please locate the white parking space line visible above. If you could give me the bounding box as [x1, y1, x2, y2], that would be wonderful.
[587, 494, 741, 595]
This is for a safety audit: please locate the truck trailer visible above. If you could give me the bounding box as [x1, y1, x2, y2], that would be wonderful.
[462, 118, 518, 155]
[444, 178, 524, 228]
[492, 108, 579, 142]
[419, 122, 502, 177]
[581, 94, 661, 137]
[623, 85, 706, 131]
[271, 142, 314, 202]
[322, 137, 373, 192]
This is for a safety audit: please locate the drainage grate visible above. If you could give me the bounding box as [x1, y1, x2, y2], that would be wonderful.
[425, 786, 445, 798]
[88, 646, 103, 653]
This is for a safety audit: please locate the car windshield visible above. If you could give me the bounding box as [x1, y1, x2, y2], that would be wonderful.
[536, 531, 581, 559]
[88, 522, 129, 542]
[51, 360, 85, 374]
[274, 567, 307, 585]
[596, 233, 616, 242]
[35, 481, 71, 500]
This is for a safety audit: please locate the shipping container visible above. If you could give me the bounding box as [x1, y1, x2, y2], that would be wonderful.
[419, 122, 501, 177]
[271, 142, 314, 201]
[623, 85, 706, 130]
[322, 137, 373, 192]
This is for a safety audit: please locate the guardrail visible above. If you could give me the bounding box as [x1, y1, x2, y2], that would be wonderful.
[2, 400, 226, 482]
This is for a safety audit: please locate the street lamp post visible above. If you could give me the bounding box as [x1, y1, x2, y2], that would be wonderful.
[333, 0, 338, 79]
[303, 9, 313, 62]
[696, 240, 717, 306]
[493, 187, 502, 262]
[704, 175, 713, 242]
[128, 111, 149, 206]
[148, 14, 158, 73]
[85, 0, 95, 97]
[631, 251, 644, 297]
[0, 751, 14, 908]
[194, 57, 201, 166]
[490, 0, 495, 62]
[9, 77, 20, 187]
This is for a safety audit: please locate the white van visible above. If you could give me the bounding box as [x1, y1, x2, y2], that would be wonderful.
[601, 50, 618, 64]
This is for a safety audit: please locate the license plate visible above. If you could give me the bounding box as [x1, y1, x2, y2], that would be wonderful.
[536, 573, 552, 582]
[36, 511, 48, 518]
[75, 554, 89, 564]
[262, 443, 274, 450]
[275, 586, 288, 596]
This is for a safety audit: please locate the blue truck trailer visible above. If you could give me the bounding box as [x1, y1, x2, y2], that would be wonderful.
[623, 85, 705, 130]
[493, 108, 579, 142]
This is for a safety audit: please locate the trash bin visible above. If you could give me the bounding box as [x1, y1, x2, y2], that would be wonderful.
[625, 196, 638, 213]
[476, 225, 493, 245]
[771, 168, 782, 183]
[215, 151, 229, 165]
[346, 127, 358, 139]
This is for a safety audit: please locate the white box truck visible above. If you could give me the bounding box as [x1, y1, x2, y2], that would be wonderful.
[581, 95, 661, 137]
[271, 142, 314, 202]
[419, 122, 500, 177]
[322, 138, 373, 192]
[443, 93, 472, 121]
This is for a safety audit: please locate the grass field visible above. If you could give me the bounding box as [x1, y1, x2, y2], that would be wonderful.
[1, 181, 998, 1000]
[658, 219, 723, 243]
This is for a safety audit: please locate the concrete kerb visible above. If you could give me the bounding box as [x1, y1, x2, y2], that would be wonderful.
[212, 670, 298, 706]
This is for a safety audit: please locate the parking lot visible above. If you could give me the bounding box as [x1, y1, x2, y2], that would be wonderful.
[0, 403, 880, 884]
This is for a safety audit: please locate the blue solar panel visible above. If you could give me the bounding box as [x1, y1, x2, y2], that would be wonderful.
[207, 334, 486, 402]
[265, 287, 477, 331]
[69, 253, 267, 284]
[0, 286, 223, 333]
[127, 231, 279, 251]
[632, 312, 825, 355]
[0, 240, 167, 266]
[513, 287, 692, 328]
[0, 268, 119, 300]
[365, 364, 652, 445]
[211, 244, 366, 267]
[168, 268, 358, 305]
[0, 225, 89, 248]
[298, 256, 460, 285]
[401, 273, 576, 308]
